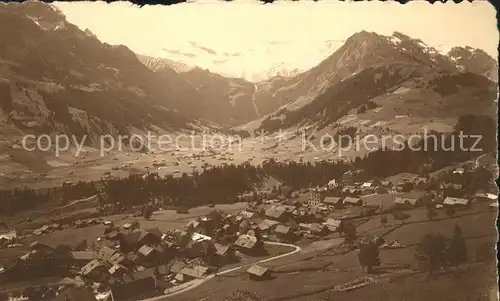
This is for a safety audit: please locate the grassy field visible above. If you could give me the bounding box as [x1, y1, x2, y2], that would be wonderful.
[155, 205, 497, 301]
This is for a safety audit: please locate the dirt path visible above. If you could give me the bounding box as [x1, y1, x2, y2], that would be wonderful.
[139, 241, 301, 301]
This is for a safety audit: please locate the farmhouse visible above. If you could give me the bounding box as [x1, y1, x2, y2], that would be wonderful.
[265, 206, 290, 222]
[50, 287, 97, 301]
[70, 251, 96, 267]
[323, 218, 342, 232]
[239, 210, 255, 219]
[257, 219, 280, 233]
[246, 265, 271, 280]
[474, 192, 497, 202]
[80, 259, 108, 282]
[274, 225, 295, 242]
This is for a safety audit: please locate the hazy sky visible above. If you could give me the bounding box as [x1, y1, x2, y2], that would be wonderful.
[55, 0, 498, 80]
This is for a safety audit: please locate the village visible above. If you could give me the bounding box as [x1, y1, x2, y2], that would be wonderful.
[0, 153, 497, 301]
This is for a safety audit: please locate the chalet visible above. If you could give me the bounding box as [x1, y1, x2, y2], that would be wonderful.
[28, 242, 54, 256]
[299, 223, 329, 236]
[323, 218, 341, 232]
[174, 273, 185, 283]
[138, 245, 156, 257]
[185, 240, 215, 260]
[327, 179, 338, 189]
[155, 264, 170, 277]
[239, 210, 255, 219]
[119, 229, 161, 252]
[105, 230, 121, 241]
[168, 260, 186, 275]
[239, 220, 252, 234]
[475, 192, 497, 202]
[340, 170, 357, 185]
[322, 197, 342, 206]
[380, 180, 392, 187]
[186, 220, 201, 231]
[233, 234, 262, 255]
[108, 264, 128, 278]
[343, 197, 363, 207]
[80, 259, 108, 282]
[274, 225, 295, 242]
[393, 197, 419, 209]
[264, 206, 290, 222]
[98, 246, 116, 261]
[0, 230, 17, 241]
[246, 265, 271, 280]
[309, 223, 329, 236]
[180, 265, 209, 280]
[191, 232, 212, 243]
[110, 274, 158, 301]
[443, 197, 470, 207]
[108, 252, 127, 266]
[214, 243, 235, 264]
[361, 182, 372, 189]
[257, 219, 280, 233]
[50, 287, 97, 301]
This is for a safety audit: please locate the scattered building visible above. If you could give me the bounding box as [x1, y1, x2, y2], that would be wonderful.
[343, 197, 363, 207]
[233, 234, 261, 255]
[323, 218, 342, 232]
[50, 287, 97, 301]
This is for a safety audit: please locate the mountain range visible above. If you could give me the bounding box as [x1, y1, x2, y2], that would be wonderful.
[0, 2, 497, 147]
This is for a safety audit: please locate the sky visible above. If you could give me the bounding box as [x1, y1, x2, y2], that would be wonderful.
[55, 0, 498, 81]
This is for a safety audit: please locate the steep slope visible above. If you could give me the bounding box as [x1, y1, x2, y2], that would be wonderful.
[253, 31, 497, 133]
[0, 2, 203, 144]
[447, 46, 498, 82]
[138, 55, 268, 125]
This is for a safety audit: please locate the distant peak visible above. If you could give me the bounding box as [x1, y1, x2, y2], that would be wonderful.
[392, 31, 412, 41]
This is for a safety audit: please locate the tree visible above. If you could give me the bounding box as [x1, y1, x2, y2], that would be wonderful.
[427, 208, 438, 220]
[358, 241, 380, 274]
[445, 206, 456, 218]
[380, 216, 388, 227]
[143, 205, 153, 220]
[447, 225, 467, 269]
[414, 234, 448, 279]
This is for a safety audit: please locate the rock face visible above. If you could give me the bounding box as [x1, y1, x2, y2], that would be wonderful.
[252, 31, 497, 133]
[0, 1, 200, 144]
[1, 2, 496, 139]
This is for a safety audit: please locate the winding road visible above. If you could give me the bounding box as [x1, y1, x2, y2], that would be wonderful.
[140, 241, 301, 301]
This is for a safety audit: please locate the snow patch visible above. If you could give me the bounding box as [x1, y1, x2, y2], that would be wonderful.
[389, 36, 402, 46]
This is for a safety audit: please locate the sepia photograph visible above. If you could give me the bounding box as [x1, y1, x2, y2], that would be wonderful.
[0, 0, 498, 300]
